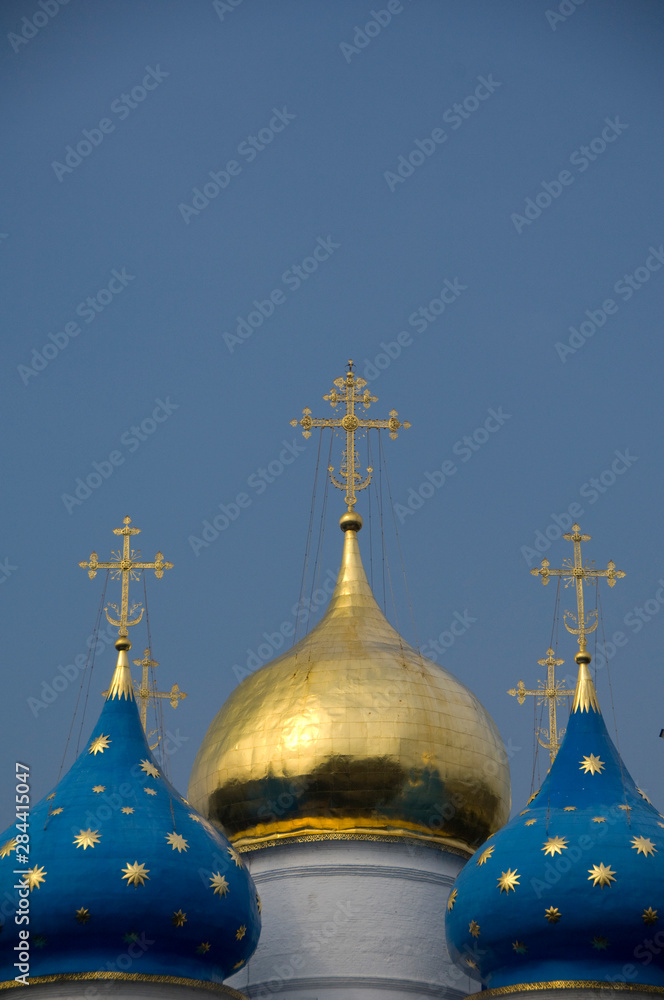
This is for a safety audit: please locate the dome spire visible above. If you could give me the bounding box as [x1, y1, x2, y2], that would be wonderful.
[80, 516, 186, 729]
[571, 659, 601, 714]
[508, 524, 623, 761]
[290, 359, 410, 515]
[105, 635, 135, 702]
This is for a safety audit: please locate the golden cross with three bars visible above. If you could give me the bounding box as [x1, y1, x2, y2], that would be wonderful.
[79, 516, 173, 638]
[508, 648, 575, 762]
[132, 649, 187, 732]
[530, 523, 625, 659]
[290, 359, 410, 511]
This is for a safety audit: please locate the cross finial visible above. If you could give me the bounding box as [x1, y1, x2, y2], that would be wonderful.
[530, 524, 625, 665]
[132, 648, 187, 733]
[79, 516, 173, 638]
[290, 360, 410, 515]
[508, 648, 575, 762]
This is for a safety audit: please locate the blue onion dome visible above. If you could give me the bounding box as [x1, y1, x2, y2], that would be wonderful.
[0, 638, 261, 987]
[445, 659, 664, 990]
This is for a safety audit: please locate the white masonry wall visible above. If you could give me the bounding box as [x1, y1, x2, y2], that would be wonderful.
[227, 837, 476, 1000]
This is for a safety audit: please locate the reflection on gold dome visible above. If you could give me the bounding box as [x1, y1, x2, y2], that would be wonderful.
[188, 524, 510, 854]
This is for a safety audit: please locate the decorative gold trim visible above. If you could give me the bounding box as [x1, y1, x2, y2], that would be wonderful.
[107, 648, 135, 702]
[573, 663, 601, 714]
[474, 982, 664, 998]
[0, 973, 246, 997]
[233, 827, 473, 857]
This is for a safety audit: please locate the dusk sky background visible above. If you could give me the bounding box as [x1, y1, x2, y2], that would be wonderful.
[2, 0, 664, 825]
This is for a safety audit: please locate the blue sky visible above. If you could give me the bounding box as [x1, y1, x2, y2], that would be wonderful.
[2, 0, 664, 822]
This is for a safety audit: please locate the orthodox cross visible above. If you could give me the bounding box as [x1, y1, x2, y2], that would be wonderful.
[508, 648, 575, 762]
[530, 523, 625, 660]
[132, 648, 187, 733]
[79, 516, 173, 638]
[290, 359, 410, 511]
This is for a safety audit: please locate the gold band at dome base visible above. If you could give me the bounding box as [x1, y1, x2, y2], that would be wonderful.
[473, 982, 664, 998]
[0, 973, 246, 997]
[233, 823, 473, 857]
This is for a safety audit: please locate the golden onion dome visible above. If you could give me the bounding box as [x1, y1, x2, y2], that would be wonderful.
[188, 521, 510, 854]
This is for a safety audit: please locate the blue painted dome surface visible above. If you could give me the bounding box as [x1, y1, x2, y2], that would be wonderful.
[0, 649, 261, 985]
[445, 670, 664, 989]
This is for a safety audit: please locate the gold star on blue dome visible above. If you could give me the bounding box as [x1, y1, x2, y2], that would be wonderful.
[498, 869, 520, 893]
[210, 873, 229, 896]
[631, 836, 656, 857]
[580, 754, 604, 775]
[165, 833, 188, 853]
[89, 735, 111, 755]
[588, 863, 616, 888]
[122, 861, 149, 887]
